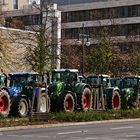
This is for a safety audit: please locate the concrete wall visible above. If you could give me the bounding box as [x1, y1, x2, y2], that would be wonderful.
[0, 27, 36, 73]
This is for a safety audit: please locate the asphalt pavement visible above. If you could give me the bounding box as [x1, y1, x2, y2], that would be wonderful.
[0, 118, 140, 140]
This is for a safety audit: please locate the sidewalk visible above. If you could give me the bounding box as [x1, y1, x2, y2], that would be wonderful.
[1, 118, 140, 131]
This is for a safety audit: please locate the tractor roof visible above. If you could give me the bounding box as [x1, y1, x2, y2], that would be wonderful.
[52, 69, 79, 73]
[123, 75, 140, 79]
[87, 74, 110, 78]
[9, 72, 39, 76]
[0, 73, 5, 76]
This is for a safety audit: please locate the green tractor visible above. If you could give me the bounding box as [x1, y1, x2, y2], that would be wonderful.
[0, 73, 10, 117]
[48, 69, 92, 112]
[114, 76, 140, 109]
[86, 74, 121, 110]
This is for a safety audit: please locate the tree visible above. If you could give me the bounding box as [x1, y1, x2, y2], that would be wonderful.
[131, 44, 140, 75]
[24, 0, 60, 73]
[86, 27, 114, 75]
[61, 43, 81, 69]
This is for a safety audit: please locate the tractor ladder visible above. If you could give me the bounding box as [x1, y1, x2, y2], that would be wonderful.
[92, 84, 105, 111]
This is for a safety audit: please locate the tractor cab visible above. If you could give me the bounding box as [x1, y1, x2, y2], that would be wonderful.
[120, 76, 140, 109]
[9, 72, 38, 97]
[86, 74, 111, 88]
[51, 69, 79, 86]
[49, 69, 80, 92]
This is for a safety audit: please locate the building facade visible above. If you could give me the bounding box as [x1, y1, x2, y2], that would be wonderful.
[2, 0, 140, 73]
[3, 2, 61, 69]
[60, 0, 140, 44]
[0, 0, 42, 10]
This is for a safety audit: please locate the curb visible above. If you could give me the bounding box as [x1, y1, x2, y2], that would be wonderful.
[0, 118, 140, 131]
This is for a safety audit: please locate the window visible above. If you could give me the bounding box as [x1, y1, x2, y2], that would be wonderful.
[0, 0, 5, 4]
[13, 0, 18, 9]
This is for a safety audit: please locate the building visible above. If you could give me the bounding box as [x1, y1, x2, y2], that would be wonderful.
[2, 0, 140, 73]
[60, 0, 140, 44]
[3, 3, 61, 69]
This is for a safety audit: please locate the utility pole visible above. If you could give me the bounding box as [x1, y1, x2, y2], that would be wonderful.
[77, 24, 90, 76]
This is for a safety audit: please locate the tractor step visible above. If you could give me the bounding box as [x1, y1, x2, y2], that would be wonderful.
[29, 112, 50, 122]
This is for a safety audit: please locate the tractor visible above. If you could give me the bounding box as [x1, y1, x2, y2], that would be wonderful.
[85, 74, 121, 110]
[0, 73, 10, 117]
[8, 72, 51, 117]
[48, 69, 92, 112]
[111, 76, 140, 109]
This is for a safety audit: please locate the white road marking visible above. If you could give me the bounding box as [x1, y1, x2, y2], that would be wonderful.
[22, 135, 34, 137]
[0, 132, 3, 136]
[57, 130, 85, 135]
[38, 135, 49, 138]
[57, 130, 87, 135]
[85, 137, 98, 140]
[110, 126, 133, 130]
[126, 134, 137, 137]
[7, 135, 20, 137]
[71, 136, 81, 139]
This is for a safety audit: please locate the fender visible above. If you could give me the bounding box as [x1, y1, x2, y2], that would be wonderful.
[1, 86, 9, 93]
[74, 82, 91, 94]
[11, 94, 31, 109]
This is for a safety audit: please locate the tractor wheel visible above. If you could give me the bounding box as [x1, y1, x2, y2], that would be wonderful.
[108, 90, 121, 110]
[17, 98, 29, 117]
[40, 93, 51, 113]
[0, 89, 10, 117]
[78, 87, 92, 111]
[58, 93, 75, 112]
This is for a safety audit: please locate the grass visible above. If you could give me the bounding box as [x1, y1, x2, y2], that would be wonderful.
[0, 109, 140, 127]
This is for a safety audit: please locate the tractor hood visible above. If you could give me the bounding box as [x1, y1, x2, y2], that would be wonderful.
[122, 88, 134, 96]
[9, 86, 22, 97]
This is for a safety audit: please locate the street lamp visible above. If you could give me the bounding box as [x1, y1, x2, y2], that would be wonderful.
[77, 24, 90, 76]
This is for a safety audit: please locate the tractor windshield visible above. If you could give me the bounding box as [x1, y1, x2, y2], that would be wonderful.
[52, 71, 78, 83]
[111, 78, 122, 88]
[9, 76, 27, 87]
[123, 78, 138, 88]
[87, 76, 110, 87]
[9, 75, 37, 87]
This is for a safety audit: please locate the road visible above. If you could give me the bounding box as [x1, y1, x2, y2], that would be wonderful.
[0, 119, 140, 140]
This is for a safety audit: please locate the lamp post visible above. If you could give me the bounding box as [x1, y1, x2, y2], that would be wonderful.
[77, 24, 90, 76]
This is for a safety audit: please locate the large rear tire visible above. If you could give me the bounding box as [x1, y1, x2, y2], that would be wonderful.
[107, 90, 121, 110]
[58, 93, 75, 112]
[0, 89, 10, 117]
[78, 87, 92, 111]
[40, 93, 51, 113]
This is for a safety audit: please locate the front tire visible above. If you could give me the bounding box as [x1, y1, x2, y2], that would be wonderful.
[17, 98, 29, 117]
[40, 93, 51, 113]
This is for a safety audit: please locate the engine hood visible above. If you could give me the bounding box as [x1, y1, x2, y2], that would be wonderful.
[9, 86, 22, 97]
